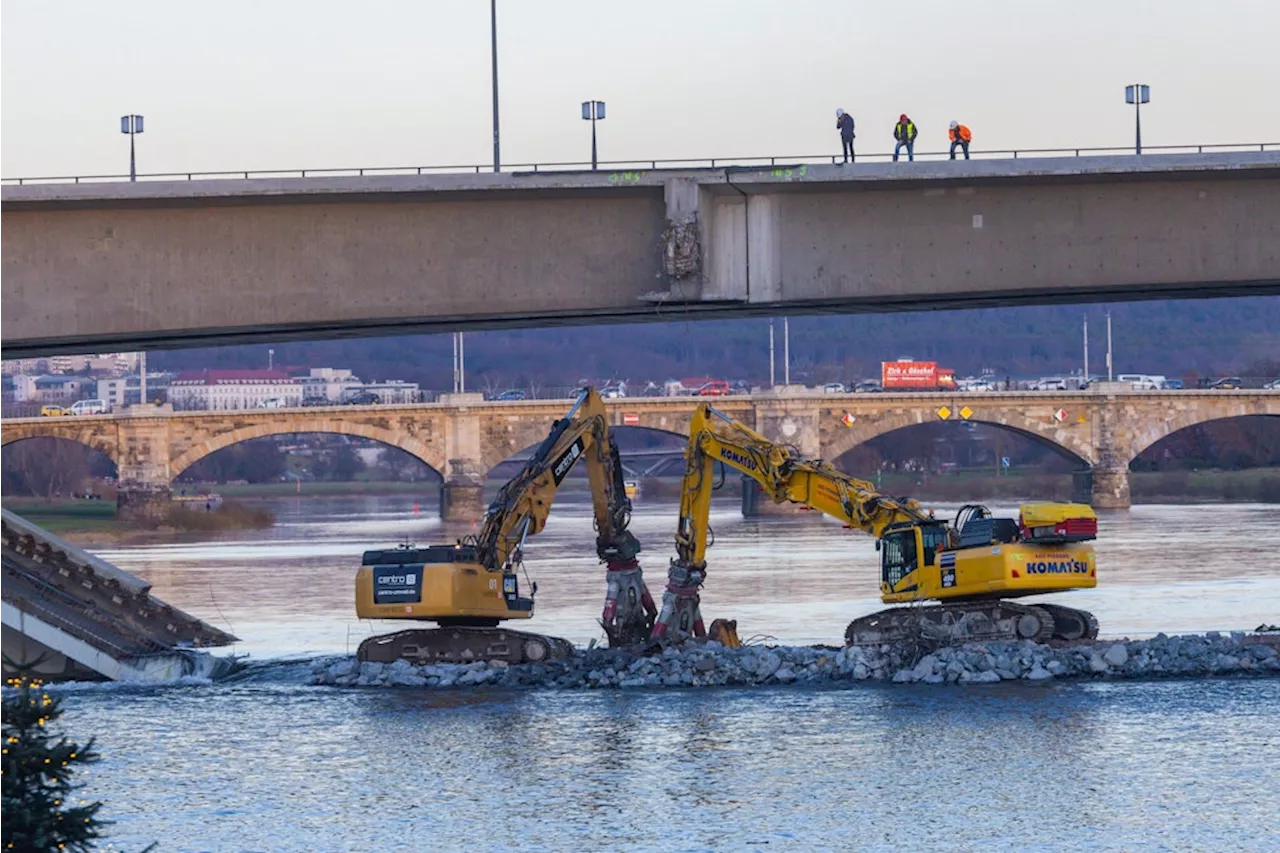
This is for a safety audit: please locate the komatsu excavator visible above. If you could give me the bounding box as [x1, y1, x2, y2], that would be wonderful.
[355, 388, 657, 664]
[653, 403, 1099, 647]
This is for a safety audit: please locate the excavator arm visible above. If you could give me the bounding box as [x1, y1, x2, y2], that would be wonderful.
[653, 403, 932, 643]
[674, 405, 930, 563]
[472, 387, 655, 645]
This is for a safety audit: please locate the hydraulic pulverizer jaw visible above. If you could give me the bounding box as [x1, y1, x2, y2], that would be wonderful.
[599, 530, 657, 647]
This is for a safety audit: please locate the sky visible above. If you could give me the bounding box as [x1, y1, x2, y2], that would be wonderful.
[3, 0, 1279, 178]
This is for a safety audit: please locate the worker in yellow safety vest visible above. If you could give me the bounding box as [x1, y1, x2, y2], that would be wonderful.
[893, 114, 918, 162]
[949, 121, 973, 160]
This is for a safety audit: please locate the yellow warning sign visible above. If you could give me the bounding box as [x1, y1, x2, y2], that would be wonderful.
[937, 406, 952, 420]
[959, 406, 973, 420]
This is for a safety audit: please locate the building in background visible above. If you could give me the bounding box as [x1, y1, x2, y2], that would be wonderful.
[169, 370, 302, 410]
[30, 375, 98, 403]
[297, 368, 362, 403]
[347, 380, 421, 404]
[96, 372, 173, 409]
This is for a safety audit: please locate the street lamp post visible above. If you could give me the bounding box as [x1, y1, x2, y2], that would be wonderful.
[490, 0, 500, 172]
[1124, 84, 1150, 154]
[581, 100, 606, 170]
[120, 114, 144, 181]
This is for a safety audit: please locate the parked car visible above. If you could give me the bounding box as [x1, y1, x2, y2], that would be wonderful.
[69, 399, 109, 416]
[301, 397, 332, 407]
[40, 405, 69, 417]
[696, 380, 732, 397]
[1264, 378, 1280, 390]
[602, 386, 627, 399]
[1117, 373, 1167, 391]
[851, 381, 882, 393]
[961, 380, 999, 392]
[1160, 379, 1184, 390]
[345, 391, 381, 405]
[1208, 377, 1243, 390]
[495, 389, 528, 401]
[822, 382, 846, 394]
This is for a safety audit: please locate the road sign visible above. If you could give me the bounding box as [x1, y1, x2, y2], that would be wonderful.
[841, 412, 856, 427]
[1001, 456, 1010, 469]
[937, 406, 952, 420]
[622, 412, 640, 425]
[1054, 408, 1068, 423]
[959, 406, 973, 420]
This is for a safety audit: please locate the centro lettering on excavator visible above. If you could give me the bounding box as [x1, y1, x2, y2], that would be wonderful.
[1024, 560, 1088, 574]
[719, 447, 756, 470]
[552, 438, 585, 483]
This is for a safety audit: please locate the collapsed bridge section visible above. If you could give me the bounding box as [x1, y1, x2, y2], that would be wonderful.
[1, 509, 238, 681]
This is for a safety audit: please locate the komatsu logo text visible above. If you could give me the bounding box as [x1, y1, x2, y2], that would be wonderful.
[718, 447, 756, 471]
[1024, 560, 1088, 574]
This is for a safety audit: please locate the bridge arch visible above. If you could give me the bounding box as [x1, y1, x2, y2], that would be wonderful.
[0, 424, 120, 467]
[168, 423, 444, 480]
[1122, 400, 1280, 466]
[482, 423, 689, 479]
[822, 410, 1095, 471]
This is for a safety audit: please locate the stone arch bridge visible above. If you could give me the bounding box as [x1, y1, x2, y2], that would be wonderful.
[3, 390, 1276, 520]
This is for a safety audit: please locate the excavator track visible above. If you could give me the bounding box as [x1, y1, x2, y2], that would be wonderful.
[357, 627, 575, 666]
[846, 600, 1099, 647]
[1038, 603, 1099, 641]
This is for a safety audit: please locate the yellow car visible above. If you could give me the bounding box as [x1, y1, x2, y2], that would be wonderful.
[39, 405, 69, 417]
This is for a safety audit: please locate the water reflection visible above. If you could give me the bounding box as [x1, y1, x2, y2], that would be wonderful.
[64, 679, 1280, 853]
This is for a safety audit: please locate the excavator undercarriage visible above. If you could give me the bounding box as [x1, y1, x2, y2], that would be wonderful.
[846, 600, 1100, 647]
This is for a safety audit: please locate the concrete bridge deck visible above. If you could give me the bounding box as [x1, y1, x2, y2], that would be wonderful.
[4, 151, 1278, 356]
[4, 389, 1276, 516]
[1, 509, 238, 681]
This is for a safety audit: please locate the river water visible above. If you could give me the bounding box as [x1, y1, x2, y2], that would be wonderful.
[49, 498, 1280, 851]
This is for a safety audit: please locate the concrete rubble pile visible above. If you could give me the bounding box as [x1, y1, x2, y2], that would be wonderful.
[313, 632, 1279, 690]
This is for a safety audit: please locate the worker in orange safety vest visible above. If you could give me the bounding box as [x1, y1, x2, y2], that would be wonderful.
[949, 121, 973, 160]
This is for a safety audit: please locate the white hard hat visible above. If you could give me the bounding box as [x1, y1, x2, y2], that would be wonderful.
[949, 120, 958, 129]
[836, 108, 845, 117]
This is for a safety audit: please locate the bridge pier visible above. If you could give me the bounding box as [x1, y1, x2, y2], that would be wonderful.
[439, 393, 488, 523]
[1089, 468, 1132, 509]
[1071, 468, 1131, 509]
[114, 412, 176, 523]
[115, 483, 173, 523]
[440, 479, 486, 523]
[742, 388, 821, 517]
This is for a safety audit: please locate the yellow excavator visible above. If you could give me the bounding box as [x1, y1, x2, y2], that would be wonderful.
[355, 388, 656, 664]
[652, 403, 1099, 646]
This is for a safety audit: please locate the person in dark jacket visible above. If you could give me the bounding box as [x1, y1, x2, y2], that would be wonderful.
[836, 108, 856, 163]
[893, 114, 918, 162]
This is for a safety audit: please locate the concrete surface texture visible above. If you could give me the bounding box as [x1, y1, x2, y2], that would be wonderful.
[3, 153, 1278, 356]
[3, 390, 1275, 517]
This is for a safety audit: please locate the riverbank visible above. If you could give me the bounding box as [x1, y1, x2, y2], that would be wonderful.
[313, 631, 1280, 690]
[2, 498, 274, 542]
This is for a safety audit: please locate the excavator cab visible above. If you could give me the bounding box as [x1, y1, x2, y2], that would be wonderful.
[878, 522, 950, 596]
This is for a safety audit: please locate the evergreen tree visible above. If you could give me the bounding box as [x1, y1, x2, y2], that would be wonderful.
[2, 673, 104, 852]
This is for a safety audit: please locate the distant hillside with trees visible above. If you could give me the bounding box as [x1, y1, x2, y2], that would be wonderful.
[150, 295, 1280, 391]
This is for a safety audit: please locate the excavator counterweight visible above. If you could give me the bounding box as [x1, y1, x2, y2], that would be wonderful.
[354, 388, 656, 663]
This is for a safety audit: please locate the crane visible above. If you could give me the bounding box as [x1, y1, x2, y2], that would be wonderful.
[355, 387, 656, 664]
[651, 403, 1099, 646]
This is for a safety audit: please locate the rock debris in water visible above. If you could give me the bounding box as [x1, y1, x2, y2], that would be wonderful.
[311, 633, 1280, 690]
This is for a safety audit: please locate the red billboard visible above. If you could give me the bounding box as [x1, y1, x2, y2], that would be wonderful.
[882, 361, 939, 389]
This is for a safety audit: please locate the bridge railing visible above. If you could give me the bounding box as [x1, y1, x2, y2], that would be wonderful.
[3, 142, 1278, 186]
